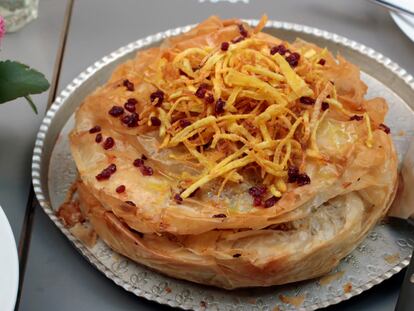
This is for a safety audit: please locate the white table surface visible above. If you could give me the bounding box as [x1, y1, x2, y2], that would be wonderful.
[1, 0, 413, 310]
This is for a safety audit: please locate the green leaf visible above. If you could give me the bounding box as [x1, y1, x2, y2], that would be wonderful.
[0, 60, 50, 110]
[24, 95, 38, 114]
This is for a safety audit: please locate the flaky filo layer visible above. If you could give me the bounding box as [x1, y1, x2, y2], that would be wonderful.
[76, 133, 396, 289]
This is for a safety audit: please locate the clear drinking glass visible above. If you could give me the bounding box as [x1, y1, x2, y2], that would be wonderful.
[0, 0, 39, 32]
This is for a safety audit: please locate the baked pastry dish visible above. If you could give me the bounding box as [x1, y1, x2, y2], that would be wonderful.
[59, 16, 398, 289]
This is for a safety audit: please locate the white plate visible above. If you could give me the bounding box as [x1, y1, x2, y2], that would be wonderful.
[389, 0, 414, 42]
[0, 207, 19, 311]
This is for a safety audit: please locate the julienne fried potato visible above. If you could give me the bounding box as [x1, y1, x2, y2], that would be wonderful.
[58, 15, 398, 289]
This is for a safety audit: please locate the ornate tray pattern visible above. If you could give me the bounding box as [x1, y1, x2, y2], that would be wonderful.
[32, 20, 414, 310]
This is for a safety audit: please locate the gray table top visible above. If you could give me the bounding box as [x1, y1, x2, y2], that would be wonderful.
[1, 0, 414, 310]
[0, 0, 67, 242]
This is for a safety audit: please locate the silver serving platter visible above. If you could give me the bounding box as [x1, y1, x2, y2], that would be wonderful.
[32, 20, 414, 311]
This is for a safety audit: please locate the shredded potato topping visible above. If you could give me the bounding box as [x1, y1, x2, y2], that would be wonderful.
[66, 15, 398, 290]
[132, 15, 379, 199]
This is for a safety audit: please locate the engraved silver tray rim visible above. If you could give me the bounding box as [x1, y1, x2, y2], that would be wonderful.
[32, 19, 414, 310]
